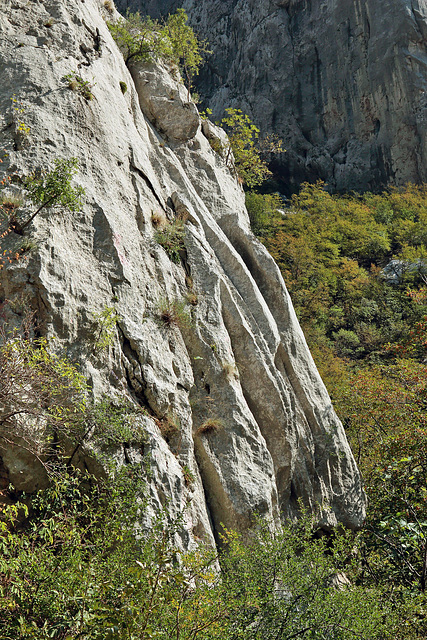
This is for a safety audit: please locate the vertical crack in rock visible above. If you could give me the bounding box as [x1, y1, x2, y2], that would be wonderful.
[219, 280, 303, 517]
[120, 331, 154, 414]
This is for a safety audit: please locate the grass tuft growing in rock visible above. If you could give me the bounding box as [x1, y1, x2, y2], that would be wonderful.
[104, 0, 114, 13]
[222, 361, 238, 379]
[151, 210, 167, 228]
[196, 418, 224, 435]
[158, 411, 180, 442]
[0, 193, 23, 219]
[158, 297, 192, 331]
[154, 217, 185, 264]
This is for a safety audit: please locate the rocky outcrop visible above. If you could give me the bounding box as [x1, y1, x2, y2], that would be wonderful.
[0, 0, 365, 547]
[120, 0, 427, 193]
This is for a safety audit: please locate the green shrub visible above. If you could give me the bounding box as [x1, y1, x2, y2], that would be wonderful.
[87, 396, 146, 447]
[0, 331, 87, 468]
[13, 157, 85, 234]
[219, 108, 283, 188]
[164, 8, 210, 92]
[0, 468, 150, 639]
[108, 8, 209, 92]
[119, 80, 127, 94]
[64, 72, 95, 101]
[0, 486, 400, 640]
[181, 463, 195, 486]
[218, 517, 398, 640]
[332, 328, 362, 358]
[92, 304, 119, 353]
[245, 190, 283, 235]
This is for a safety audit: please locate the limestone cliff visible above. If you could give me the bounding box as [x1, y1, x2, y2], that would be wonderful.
[120, 0, 427, 193]
[0, 0, 365, 547]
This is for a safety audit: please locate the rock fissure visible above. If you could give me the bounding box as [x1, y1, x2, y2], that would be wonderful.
[130, 159, 165, 209]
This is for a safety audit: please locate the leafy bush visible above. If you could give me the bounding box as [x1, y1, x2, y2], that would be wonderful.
[0, 483, 400, 640]
[108, 9, 209, 91]
[0, 331, 87, 469]
[219, 108, 280, 188]
[7, 158, 85, 234]
[219, 518, 398, 640]
[87, 396, 147, 447]
[92, 305, 120, 353]
[245, 191, 283, 234]
[329, 359, 427, 591]
[0, 468, 149, 639]
[108, 10, 160, 66]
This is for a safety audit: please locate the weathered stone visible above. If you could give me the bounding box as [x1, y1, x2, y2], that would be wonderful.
[121, 0, 427, 193]
[130, 60, 200, 142]
[0, 0, 365, 549]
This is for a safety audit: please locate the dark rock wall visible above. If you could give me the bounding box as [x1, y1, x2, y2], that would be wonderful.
[117, 0, 427, 193]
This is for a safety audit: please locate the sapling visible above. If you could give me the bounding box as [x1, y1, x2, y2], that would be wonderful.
[12, 157, 85, 234]
[219, 108, 283, 188]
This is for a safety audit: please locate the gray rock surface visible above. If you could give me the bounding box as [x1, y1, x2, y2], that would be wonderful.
[0, 0, 364, 547]
[120, 0, 427, 193]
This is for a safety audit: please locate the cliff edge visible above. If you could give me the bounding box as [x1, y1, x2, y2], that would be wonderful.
[0, 0, 365, 546]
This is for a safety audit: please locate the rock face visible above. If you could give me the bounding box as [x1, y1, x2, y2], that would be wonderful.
[119, 0, 427, 193]
[0, 0, 365, 548]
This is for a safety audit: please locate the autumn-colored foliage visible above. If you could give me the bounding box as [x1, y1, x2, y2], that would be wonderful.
[250, 181, 427, 619]
[251, 181, 427, 361]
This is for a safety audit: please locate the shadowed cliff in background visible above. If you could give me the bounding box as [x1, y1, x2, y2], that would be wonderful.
[118, 0, 427, 194]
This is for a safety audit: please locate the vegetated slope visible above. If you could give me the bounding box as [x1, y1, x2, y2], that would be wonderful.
[253, 182, 427, 362]
[119, 0, 427, 194]
[247, 182, 427, 614]
[0, 0, 364, 548]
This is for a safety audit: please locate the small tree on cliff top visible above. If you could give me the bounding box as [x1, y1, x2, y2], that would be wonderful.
[108, 9, 210, 92]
